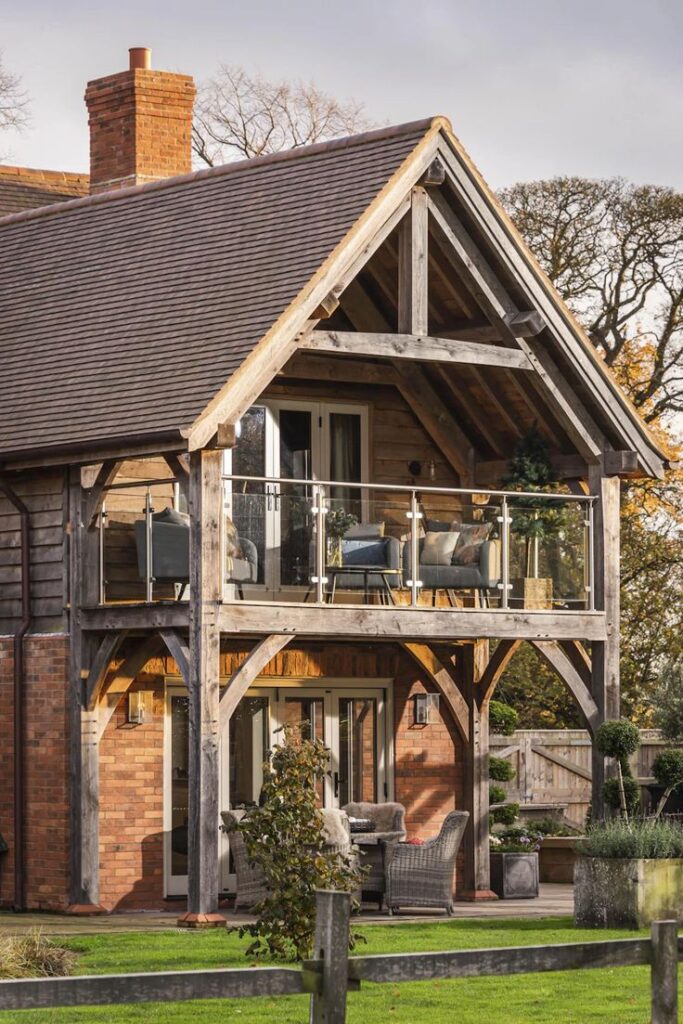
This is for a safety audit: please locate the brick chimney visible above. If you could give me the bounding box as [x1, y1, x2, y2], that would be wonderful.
[84, 48, 196, 194]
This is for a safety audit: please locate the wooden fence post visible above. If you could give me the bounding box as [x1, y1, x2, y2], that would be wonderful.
[309, 890, 350, 1024]
[651, 920, 679, 1024]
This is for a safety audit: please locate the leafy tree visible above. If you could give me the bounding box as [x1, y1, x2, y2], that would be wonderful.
[499, 177, 683, 721]
[651, 661, 683, 742]
[595, 720, 641, 821]
[237, 724, 360, 961]
[193, 65, 373, 165]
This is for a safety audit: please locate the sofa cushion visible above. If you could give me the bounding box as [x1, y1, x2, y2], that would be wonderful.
[422, 530, 460, 565]
[342, 538, 388, 566]
[345, 522, 385, 539]
[453, 522, 492, 565]
[153, 506, 189, 526]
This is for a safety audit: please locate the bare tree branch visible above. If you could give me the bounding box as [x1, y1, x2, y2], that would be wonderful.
[192, 64, 374, 166]
[0, 51, 30, 157]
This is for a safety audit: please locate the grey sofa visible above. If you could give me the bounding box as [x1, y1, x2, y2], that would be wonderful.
[402, 533, 500, 597]
[135, 507, 257, 596]
[332, 534, 402, 591]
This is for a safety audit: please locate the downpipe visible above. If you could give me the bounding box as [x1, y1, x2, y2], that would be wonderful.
[0, 478, 31, 911]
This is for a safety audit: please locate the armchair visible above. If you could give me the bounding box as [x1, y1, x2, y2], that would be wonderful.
[384, 810, 469, 915]
[342, 801, 406, 907]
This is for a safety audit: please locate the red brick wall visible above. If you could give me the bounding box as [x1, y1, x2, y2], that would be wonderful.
[99, 672, 166, 910]
[393, 666, 464, 839]
[84, 68, 196, 193]
[0, 635, 70, 911]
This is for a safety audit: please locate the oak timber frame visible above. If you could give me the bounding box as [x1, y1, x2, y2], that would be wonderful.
[67, 169, 624, 913]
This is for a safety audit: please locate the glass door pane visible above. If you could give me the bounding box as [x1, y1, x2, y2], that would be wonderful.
[329, 412, 363, 517]
[231, 406, 267, 586]
[229, 696, 269, 808]
[169, 694, 190, 884]
[338, 697, 378, 806]
[282, 695, 326, 804]
[278, 408, 315, 588]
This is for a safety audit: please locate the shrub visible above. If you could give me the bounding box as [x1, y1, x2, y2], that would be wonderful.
[489, 756, 515, 782]
[581, 818, 683, 859]
[0, 932, 76, 979]
[489, 784, 507, 806]
[491, 802, 519, 826]
[652, 748, 683, 818]
[534, 817, 580, 837]
[237, 724, 361, 961]
[490, 825, 542, 853]
[603, 776, 641, 815]
[490, 700, 518, 736]
[652, 661, 683, 743]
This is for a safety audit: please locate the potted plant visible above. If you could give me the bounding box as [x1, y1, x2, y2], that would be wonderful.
[490, 826, 541, 898]
[325, 507, 358, 567]
[502, 430, 569, 609]
[574, 818, 683, 928]
[489, 700, 520, 827]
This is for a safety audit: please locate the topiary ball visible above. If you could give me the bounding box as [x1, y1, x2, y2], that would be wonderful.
[489, 756, 516, 782]
[603, 776, 641, 814]
[489, 784, 507, 806]
[490, 700, 519, 736]
[652, 749, 683, 792]
[491, 802, 519, 826]
[595, 719, 640, 761]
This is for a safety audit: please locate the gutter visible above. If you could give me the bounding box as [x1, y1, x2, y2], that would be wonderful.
[0, 478, 31, 911]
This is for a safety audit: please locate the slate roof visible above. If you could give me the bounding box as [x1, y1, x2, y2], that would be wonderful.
[0, 121, 429, 459]
[0, 166, 88, 216]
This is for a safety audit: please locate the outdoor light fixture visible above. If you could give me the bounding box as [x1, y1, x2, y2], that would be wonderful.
[408, 460, 422, 477]
[128, 690, 155, 725]
[414, 692, 440, 725]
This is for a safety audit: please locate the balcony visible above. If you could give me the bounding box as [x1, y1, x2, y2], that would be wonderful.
[92, 474, 597, 618]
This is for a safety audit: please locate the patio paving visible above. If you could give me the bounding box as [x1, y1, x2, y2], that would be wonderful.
[0, 884, 574, 935]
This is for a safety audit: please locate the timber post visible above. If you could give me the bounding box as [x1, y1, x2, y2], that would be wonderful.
[67, 468, 106, 914]
[651, 920, 679, 1024]
[308, 890, 351, 1024]
[458, 641, 497, 900]
[589, 471, 621, 819]
[178, 448, 224, 927]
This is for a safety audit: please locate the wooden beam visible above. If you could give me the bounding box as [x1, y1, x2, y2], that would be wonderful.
[83, 460, 122, 527]
[468, 367, 524, 443]
[420, 157, 446, 187]
[340, 278, 391, 332]
[215, 603, 608, 641]
[84, 631, 128, 711]
[558, 640, 592, 689]
[433, 366, 505, 458]
[97, 634, 164, 739]
[185, 449, 223, 921]
[282, 353, 400, 387]
[398, 187, 429, 335]
[402, 642, 469, 742]
[479, 639, 522, 704]
[216, 422, 238, 449]
[393, 362, 475, 483]
[312, 290, 341, 320]
[164, 454, 190, 504]
[530, 640, 600, 735]
[159, 629, 191, 686]
[220, 634, 293, 727]
[604, 450, 639, 476]
[303, 331, 532, 371]
[531, 743, 592, 781]
[508, 310, 546, 337]
[427, 192, 604, 462]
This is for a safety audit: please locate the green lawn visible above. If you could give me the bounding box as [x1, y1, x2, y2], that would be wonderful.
[0, 917, 680, 1024]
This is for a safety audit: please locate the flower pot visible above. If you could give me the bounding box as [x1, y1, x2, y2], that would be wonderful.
[490, 851, 539, 899]
[539, 836, 585, 884]
[574, 856, 683, 928]
[511, 577, 553, 609]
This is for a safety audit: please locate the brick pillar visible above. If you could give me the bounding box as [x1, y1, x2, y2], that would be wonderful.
[84, 47, 196, 194]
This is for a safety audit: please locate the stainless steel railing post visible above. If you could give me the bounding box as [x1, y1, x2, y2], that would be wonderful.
[313, 485, 328, 605]
[408, 491, 422, 607]
[98, 501, 107, 606]
[500, 495, 510, 610]
[587, 499, 596, 611]
[144, 487, 154, 604]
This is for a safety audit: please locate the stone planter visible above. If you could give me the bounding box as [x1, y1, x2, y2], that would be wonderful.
[490, 852, 539, 899]
[574, 856, 683, 928]
[539, 837, 585, 884]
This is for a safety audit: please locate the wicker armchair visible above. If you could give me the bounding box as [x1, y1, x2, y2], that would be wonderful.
[384, 810, 469, 915]
[342, 801, 406, 908]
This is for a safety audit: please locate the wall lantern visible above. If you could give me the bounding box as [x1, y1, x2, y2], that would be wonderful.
[128, 690, 155, 725]
[414, 692, 440, 725]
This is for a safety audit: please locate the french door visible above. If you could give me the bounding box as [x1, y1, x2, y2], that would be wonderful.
[226, 400, 368, 596]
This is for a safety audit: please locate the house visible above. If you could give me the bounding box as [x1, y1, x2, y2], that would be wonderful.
[0, 48, 667, 921]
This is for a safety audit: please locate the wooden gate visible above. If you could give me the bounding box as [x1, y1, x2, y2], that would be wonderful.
[490, 729, 665, 827]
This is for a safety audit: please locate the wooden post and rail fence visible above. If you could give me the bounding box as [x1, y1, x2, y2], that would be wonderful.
[0, 893, 680, 1023]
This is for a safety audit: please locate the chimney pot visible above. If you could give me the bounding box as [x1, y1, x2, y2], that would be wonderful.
[129, 47, 152, 71]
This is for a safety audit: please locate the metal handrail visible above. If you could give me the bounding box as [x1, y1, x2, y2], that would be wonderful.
[223, 473, 597, 504]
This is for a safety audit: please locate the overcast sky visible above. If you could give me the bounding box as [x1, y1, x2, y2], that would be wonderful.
[2, 0, 682, 189]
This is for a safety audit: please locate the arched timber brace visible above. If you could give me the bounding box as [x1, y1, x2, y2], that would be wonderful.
[220, 634, 293, 728]
[401, 642, 469, 742]
[530, 641, 600, 735]
[479, 639, 521, 705]
[159, 629, 191, 687]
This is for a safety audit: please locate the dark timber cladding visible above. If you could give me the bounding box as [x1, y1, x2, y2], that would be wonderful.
[0, 122, 429, 459]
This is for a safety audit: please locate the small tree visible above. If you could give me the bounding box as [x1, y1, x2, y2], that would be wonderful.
[237, 724, 360, 961]
[652, 749, 683, 819]
[595, 720, 641, 822]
